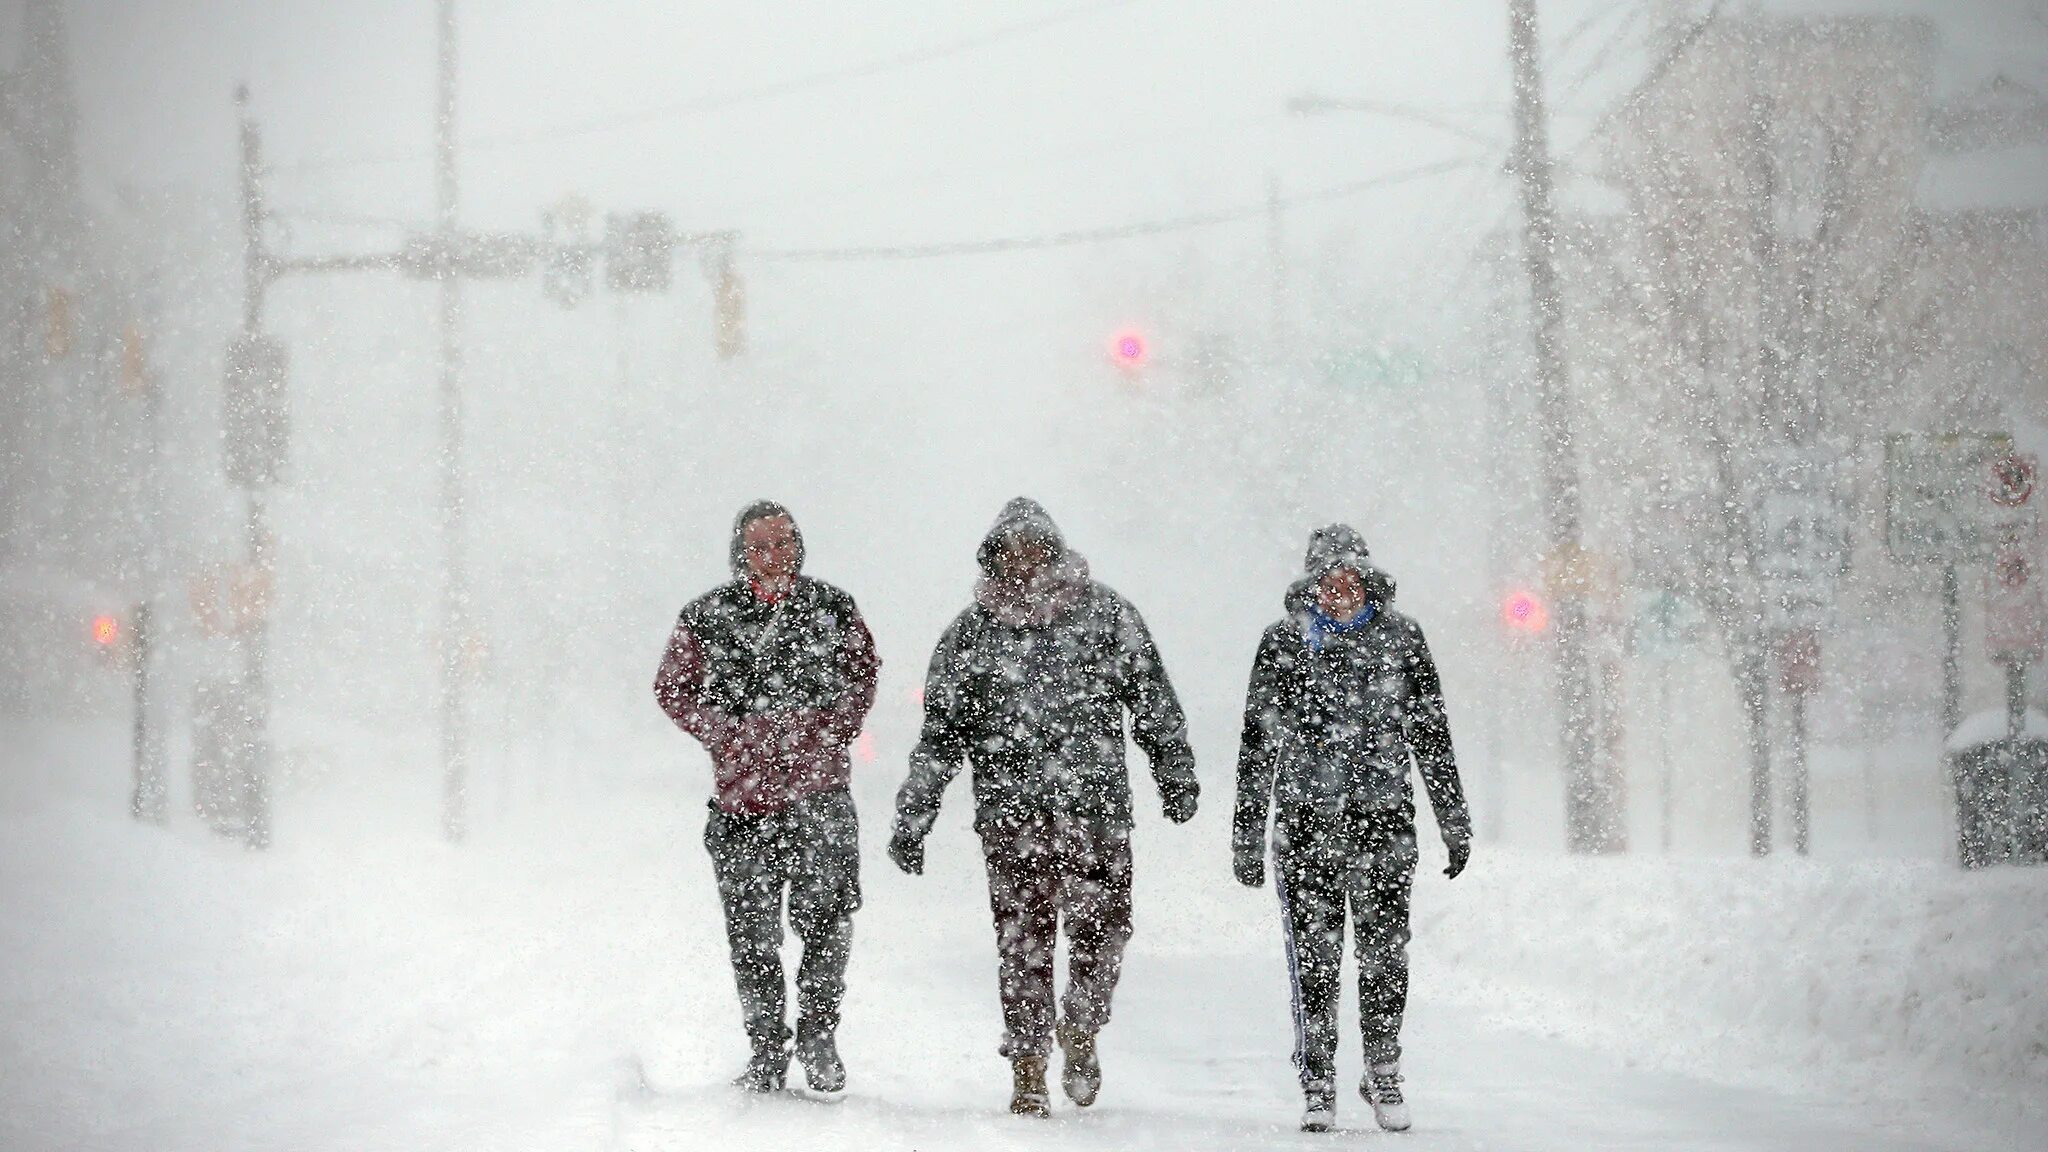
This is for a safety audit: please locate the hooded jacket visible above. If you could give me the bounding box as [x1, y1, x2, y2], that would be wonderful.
[1233, 525, 1468, 862]
[655, 502, 880, 815]
[894, 498, 1198, 839]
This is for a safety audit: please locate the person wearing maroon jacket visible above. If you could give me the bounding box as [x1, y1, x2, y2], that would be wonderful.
[654, 500, 879, 1096]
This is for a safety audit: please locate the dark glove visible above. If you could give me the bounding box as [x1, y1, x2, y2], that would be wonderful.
[1232, 837, 1266, 888]
[1162, 786, 1198, 825]
[887, 829, 925, 876]
[1443, 829, 1472, 880]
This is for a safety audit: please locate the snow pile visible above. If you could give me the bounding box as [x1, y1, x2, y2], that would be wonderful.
[1421, 850, 2048, 1115]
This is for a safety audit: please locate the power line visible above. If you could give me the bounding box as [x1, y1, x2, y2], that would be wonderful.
[752, 156, 1480, 262]
[277, 0, 1154, 175]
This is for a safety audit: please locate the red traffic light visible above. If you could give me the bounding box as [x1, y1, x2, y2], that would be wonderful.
[91, 614, 122, 648]
[1108, 328, 1149, 370]
[1501, 589, 1549, 634]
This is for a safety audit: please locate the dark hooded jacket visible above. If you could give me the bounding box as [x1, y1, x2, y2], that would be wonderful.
[1233, 525, 1469, 863]
[894, 498, 1198, 839]
[655, 501, 880, 815]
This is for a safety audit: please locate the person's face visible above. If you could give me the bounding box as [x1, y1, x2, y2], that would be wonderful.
[1317, 567, 1367, 622]
[742, 514, 800, 587]
[999, 536, 1053, 584]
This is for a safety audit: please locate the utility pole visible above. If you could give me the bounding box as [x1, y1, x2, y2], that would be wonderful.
[232, 84, 274, 849]
[434, 0, 471, 843]
[1506, 0, 1618, 853]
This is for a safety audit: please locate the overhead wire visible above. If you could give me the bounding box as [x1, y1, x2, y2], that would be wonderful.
[749, 156, 1482, 262]
[276, 0, 1155, 175]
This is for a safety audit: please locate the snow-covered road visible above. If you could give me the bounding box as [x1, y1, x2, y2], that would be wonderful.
[5, 749, 2044, 1151]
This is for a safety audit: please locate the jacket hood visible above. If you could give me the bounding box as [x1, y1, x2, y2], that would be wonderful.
[728, 499, 805, 578]
[1284, 523, 1396, 614]
[975, 496, 1068, 577]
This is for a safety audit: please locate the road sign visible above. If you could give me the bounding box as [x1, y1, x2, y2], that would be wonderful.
[1885, 433, 2032, 564]
[1633, 590, 1704, 659]
[1990, 452, 2037, 509]
[1987, 535, 2045, 663]
[1756, 448, 1838, 632]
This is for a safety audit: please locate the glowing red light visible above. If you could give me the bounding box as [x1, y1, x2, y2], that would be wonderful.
[855, 731, 876, 765]
[91, 614, 121, 647]
[1108, 328, 1149, 369]
[1501, 590, 1549, 634]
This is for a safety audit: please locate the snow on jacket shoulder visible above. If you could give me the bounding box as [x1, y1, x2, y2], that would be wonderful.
[654, 575, 879, 815]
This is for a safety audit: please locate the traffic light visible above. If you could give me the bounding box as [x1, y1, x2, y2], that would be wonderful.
[1108, 328, 1149, 371]
[605, 211, 674, 293]
[91, 613, 122, 650]
[1501, 588, 1549, 634]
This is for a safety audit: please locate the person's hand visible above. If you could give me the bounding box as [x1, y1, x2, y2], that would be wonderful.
[1443, 829, 1472, 880]
[1232, 838, 1266, 889]
[888, 830, 926, 876]
[1162, 787, 1198, 825]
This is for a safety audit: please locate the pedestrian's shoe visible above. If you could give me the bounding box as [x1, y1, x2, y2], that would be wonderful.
[1009, 1055, 1051, 1118]
[1362, 1060, 1412, 1132]
[731, 1042, 789, 1094]
[1300, 1080, 1337, 1133]
[1056, 1023, 1101, 1107]
[795, 1033, 846, 1095]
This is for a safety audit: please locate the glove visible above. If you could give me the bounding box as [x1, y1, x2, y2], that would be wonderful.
[1232, 838, 1266, 888]
[887, 830, 926, 876]
[1443, 829, 1472, 880]
[1162, 786, 1198, 825]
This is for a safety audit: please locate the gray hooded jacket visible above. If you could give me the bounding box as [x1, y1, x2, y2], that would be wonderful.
[894, 498, 1198, 839]
[1232, 526, 1469, 862]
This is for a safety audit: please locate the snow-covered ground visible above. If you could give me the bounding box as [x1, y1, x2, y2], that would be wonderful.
[5, 725, 2046, 1151]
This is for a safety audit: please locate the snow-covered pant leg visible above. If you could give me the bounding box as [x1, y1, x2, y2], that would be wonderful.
[1353, 825, 1416, 1065]
[706, 804, 792, 1050]
[1053, 819, 1134, 1039]
[981, 816, 1060, 1059]
[788, 790, 862, 1044]
[1275, 856, 1347, 1087]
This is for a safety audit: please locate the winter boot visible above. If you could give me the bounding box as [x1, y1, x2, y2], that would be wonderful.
[795, 1033, 846, 1095]
[1009, 1055, 1051, 1118]
[1057, 1023, 1101, 1107]
[1300, 1080, 1337, 1133]
[1362, 1060, 1412, 1132]
[731, 1041, 789, 1094]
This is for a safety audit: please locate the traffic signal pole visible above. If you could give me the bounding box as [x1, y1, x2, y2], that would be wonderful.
[434, 0, 471, 843]
[232, 86, 276, 848]
[1506, 0, 1619, 853]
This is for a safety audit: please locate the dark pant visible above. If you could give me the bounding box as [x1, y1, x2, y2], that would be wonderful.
[979, 813, 1134, 1059]
[704, 788, 862, 1052]
[1273, 822, 1418, 1084]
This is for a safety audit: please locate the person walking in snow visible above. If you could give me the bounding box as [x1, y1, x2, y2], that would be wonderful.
[653, 500, 880, 1096]
[888, 497, 1199, 1118]
[1232, 525, 1471, 1133]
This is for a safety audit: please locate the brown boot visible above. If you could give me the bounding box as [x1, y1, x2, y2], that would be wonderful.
[1057, 1024, 1101, 1107]
[1009, 1055, 1051, 1117]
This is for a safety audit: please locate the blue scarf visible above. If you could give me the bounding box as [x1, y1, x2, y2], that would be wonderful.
[1306, 602, 1378, 653]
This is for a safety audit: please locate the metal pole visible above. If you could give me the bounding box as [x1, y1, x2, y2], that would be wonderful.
[1658, 658, 1672, 853]
[1744, 645, 1772, 855]
[236, 85, 273, 850]
[2007, 660, 2027, 743]
[435, 0, 470, 842]
[128, 600, 159, 822]
[1506, 0, 1614, 853]
[1789, 687, 1809, 856]
[1942, 564, 1961, 739]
